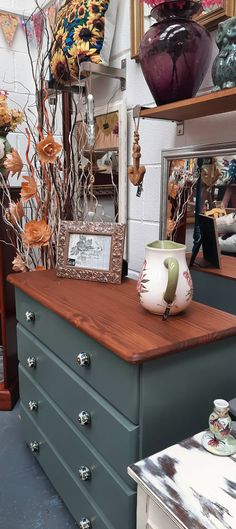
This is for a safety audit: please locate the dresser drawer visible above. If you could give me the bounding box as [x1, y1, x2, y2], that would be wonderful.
[16, 289, 139, 424]
[20, 406, 115, 529]
[20, 367, 136, 528]
[17, 324, 139, 485]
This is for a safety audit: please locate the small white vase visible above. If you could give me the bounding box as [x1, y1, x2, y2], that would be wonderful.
[137, 240, 193, 318]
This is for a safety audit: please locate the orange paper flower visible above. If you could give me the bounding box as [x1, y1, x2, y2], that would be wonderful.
[20, 175, 37, 202]
[12, 254, 27, 272]
[167, 218, 175, 236]
[22, 220, 51, 247]
[36, 133, 62, 164]
[168, 182, 179, 200]
[4, 149, 23, 178]
[5, 200, 24, 224]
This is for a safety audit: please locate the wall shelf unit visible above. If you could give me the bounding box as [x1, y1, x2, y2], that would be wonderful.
[133, 88, 236, 313]
[134, 87, 236, 121]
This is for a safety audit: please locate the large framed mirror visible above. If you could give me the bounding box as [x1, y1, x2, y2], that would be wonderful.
[161, 142, 236, 256]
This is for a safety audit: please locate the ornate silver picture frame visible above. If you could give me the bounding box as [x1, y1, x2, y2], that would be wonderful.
[57, 221, 126, 283]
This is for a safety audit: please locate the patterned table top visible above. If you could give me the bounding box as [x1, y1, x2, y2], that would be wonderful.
[128, 432, 236, 529]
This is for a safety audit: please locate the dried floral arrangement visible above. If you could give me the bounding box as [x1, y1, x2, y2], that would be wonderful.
[0, 91, 24, 133]
[0, 1, 119, 273]
[0, 91, 24, 179]
[0, 2, 105, 273]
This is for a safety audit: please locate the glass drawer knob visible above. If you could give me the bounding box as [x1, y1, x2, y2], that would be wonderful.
[79, 465, 91, 481]
[77, 352, 90, 367]
[79, 518, 91, 529]
[27, 356, 37, 368]
[29, 441, 39, 453]
[28, 400, 38, 412]
[78, 411, 91, 426]
[25, 311, 35, 322]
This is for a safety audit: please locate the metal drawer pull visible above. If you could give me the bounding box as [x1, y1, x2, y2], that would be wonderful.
[29, 441, 39, 453]
[28, 400, 38, 412]
[25, 311, 35, 322]
[79, 518, 91, 529]
[78, 411, 91, 426]
[77, 352, 90, 367]
[27, 356, 37, 368]
[78, 465, 91, 481]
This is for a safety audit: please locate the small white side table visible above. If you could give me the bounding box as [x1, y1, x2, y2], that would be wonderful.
[128, 432, 236, 529]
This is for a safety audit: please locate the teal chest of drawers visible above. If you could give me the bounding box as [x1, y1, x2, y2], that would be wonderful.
[8, 270, 236, 529]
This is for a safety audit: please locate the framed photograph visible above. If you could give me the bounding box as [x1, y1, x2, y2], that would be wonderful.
[199, 214, 221, 267]
[57, 221, 126, 283]
[194, 0, 236, 30]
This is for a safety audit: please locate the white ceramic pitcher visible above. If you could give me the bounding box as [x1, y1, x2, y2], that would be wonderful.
[137, 240, 193, 318]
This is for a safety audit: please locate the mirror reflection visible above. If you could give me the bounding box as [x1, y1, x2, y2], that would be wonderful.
[77, 103, 126, 224]
[161, 145, 236, 257]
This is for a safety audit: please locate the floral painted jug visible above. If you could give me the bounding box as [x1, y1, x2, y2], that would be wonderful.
[137, 240, 193, 319]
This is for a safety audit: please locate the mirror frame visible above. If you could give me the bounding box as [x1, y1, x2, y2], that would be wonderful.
[160, 141, 236, 240]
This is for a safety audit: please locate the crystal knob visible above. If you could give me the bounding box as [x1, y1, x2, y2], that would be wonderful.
[25, 311, 35, 322]
[78, 411, 91, 426]
[29, 441, 39, 453]
[28, 400, 38, 412]
[77, 352, 90, 367]
[79, 518, 91, 529]
[78, 465, 91, 481]
[27, 356, 37, 368]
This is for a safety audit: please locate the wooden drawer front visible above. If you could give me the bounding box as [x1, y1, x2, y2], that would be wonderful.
[20, 367, 136, 528]
[20, 406, 116, 529]
[16, 289, 139, 424]
[17, 324, 139, 485]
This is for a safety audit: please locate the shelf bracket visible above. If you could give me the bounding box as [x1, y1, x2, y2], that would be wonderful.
[79, 59, 127, 91]
[133, 105, 142, 119]
[46, 59, 127, 95]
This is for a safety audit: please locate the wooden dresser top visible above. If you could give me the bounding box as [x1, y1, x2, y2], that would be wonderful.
[8, 270, 236, 364]
[189, 254, 236, 280]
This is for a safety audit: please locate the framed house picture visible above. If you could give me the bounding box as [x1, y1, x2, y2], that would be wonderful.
[57, 221, 126, 284]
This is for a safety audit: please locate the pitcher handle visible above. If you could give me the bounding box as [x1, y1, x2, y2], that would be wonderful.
[163, 257, 179, 306]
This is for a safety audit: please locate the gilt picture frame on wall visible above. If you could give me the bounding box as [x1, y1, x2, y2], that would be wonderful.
[194, 0, 236, 30]
[57, 221, 126, 284]
[130, 0, 236, 60]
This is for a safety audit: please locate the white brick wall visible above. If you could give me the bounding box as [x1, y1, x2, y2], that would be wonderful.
[0, 0, 38, 185]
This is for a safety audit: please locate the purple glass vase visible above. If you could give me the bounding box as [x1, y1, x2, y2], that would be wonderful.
[139, 0, 212, 105]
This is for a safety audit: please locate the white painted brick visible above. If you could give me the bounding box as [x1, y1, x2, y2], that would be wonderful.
[14, 51, 35, 94]
[128, 165, 161, 222]
[0, 48, 15, 90]
[128, 220, 159, 272]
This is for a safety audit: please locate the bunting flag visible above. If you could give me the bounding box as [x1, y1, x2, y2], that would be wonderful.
[47, 6, 56, 33]
[21, 16, 35, 45]
[0, 13, 19, 46]
[0, 4, 56, 48]
[33, 12, 44, 47]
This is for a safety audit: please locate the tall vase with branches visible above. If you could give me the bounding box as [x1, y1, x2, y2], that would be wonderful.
[0, 1, 106, 272]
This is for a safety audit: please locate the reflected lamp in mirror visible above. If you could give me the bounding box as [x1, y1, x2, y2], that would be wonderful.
[161, 143, 236, 257]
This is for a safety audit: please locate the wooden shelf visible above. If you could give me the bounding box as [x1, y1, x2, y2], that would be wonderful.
[140, 87, 236, 122]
